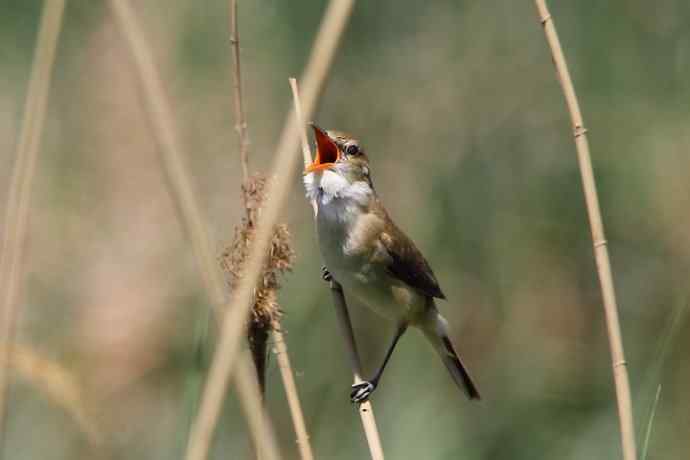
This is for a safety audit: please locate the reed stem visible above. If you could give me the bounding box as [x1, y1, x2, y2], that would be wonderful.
[533, 2, 637, 458]
[0, 0, 66, 444]
[183, 2, 356, 459]
[108, 2, 282, 459]
[290, 77, 385, 460]
[228, 2, 313, 458]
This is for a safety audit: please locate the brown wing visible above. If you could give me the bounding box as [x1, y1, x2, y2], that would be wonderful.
[379, 219, 446, 300]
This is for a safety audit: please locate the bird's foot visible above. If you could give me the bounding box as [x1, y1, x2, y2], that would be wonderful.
[321, 265, 333, 282]
[350, 381, 377, 404]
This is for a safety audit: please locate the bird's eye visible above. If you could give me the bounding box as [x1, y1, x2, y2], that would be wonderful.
[345, 144, 359, 156]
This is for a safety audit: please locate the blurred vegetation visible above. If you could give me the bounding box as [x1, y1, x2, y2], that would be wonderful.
[1, 1, 689, 459]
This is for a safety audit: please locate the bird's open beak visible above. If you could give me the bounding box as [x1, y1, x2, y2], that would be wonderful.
[305, 124, 340, 174]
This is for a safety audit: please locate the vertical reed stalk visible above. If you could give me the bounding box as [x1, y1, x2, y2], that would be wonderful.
[270, 324, 314, 460]
[229, 0, 270, 400]
[533, 2, 637, 459]
[0, 0, 66, 443]
[229, 2, 313, 458]
[289, 78, 384, 460]
[184, 1, 356, 459]
[107, 1, 281, 459]
[235, 352, 282, 460]
[229, 0, 250, 184]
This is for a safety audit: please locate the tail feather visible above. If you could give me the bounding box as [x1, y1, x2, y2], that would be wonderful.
[438, 335, 481, 400]
[422, 310, 480, 400]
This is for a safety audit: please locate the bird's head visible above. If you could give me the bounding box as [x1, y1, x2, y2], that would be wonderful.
[305, 124, 371, 185]
[303, 124, 374, 206]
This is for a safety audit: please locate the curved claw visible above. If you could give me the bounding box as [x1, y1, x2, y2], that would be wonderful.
[350, 381, 376, 404]
[321, 265, 333, 282]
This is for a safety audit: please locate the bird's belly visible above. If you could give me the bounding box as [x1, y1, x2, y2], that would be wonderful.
[317, 213, 425, 322]
[333, 265, 406, 319]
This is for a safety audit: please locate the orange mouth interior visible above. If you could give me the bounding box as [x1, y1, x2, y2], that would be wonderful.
[305, 125, 340, 173]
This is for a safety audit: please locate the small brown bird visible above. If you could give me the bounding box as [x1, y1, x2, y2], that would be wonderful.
[304, 124, 480, 403]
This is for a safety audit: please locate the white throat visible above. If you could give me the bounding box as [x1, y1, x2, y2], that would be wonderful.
[304, 169, 372, 207]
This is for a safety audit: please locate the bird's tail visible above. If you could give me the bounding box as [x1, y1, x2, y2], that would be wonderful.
[421, 308, 480, 400]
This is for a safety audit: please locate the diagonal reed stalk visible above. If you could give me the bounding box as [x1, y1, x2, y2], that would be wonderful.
[234, 351, 281, 460]
[270, 323, 314, 460]
[184, 1, 356, 459]
[107, 0, 225, 308]
[533, 1, 637, 459]
[2, 344, 101, 446]
[0, 0, 66, 443]
[289, 78, 385, 460]
[229, 1, 313, 458]
[107, 1, 281, 459]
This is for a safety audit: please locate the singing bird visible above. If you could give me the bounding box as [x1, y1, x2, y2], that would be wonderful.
[304, 124, 480, 403]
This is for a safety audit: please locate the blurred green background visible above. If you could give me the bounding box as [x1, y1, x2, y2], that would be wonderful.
[1, 0, 689, 459]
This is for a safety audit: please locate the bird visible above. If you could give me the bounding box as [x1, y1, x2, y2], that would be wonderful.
[303, 124, 480, 403]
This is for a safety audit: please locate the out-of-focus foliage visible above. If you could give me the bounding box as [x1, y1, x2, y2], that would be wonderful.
[1, 1, 689, 459]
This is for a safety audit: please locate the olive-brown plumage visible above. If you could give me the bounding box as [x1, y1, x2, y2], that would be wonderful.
[304, 124, 479, 402]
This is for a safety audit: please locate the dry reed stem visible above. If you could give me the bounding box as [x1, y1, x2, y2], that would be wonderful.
[228, 4, 311, 458]
[107, 1, 282, 459]
[184, 1, 356, 459]
[271, 323, 314, 460]
[229, 0, 269, 400]
[229, 0, 250, 183]
[108, 0, 226, 308]
[234, 352, 282, 460]
[289, 78, 317, 218]
[533, 2, 637, 459]
[0, 0, 66, 440]
[2, 345, 101, 445]
[289, 78, 384, 460]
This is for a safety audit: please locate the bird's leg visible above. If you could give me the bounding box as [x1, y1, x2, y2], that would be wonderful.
[321, 265, 333, 282]
[351, 323, 408, 403]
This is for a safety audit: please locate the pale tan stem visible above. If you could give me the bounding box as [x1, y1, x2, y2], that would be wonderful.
[533, 2, 637, 459]
[183, 1, 356, 460]
[108, 0, 226, 309]
[0, 0, 66, 440]
[229, 0, 250, 182]
[230, 5, 314, 460]
[289, 79, 313, 168]
[289, 78, 385, 460]
[271, 324, 315, 460]
[289, 78, 317, 218]
[109, 0, 226, 310]
[2, 344, 101, 446]
[327, 283, 384, 460]
[107, 1, 281, 459]
[234, 352, 282, 460]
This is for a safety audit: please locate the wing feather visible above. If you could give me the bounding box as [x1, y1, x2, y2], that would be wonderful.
[379, 223, 446, 300]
